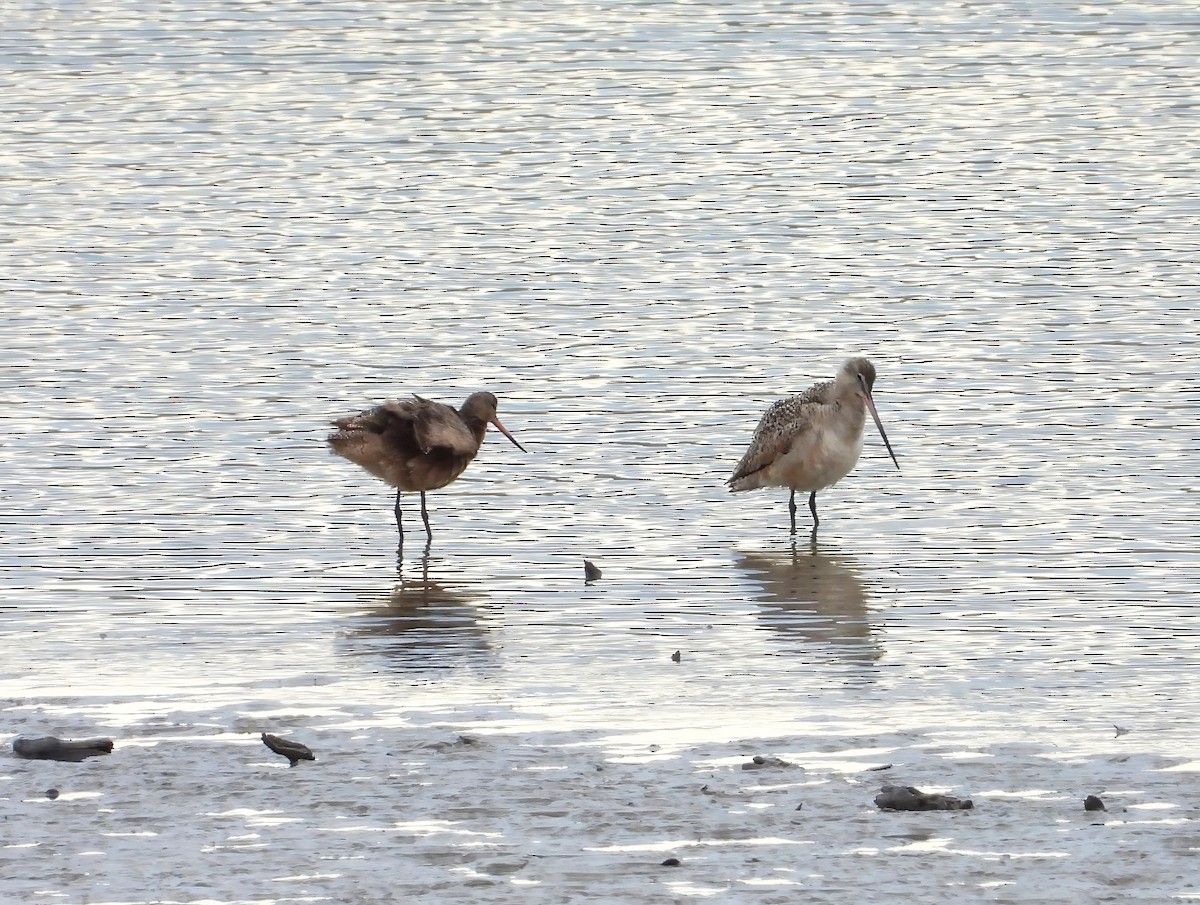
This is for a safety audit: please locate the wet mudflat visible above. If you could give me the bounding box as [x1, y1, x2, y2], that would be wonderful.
[2, 0, 1198, 901]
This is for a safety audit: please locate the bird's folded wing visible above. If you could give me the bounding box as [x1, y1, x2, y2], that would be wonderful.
[332, 403, 400, 433]
[410, 401, 478, 456]
[728, 396, 815, 482]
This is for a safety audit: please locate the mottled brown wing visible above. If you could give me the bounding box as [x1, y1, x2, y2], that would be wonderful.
[728, 393, 821, 484]
[331, 404, 393, 434]
[407, 398, 478, 456]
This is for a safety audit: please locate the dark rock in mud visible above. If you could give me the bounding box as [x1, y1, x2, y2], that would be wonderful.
[13, 736, 113, 762]
[874, 784, 973, 811]
[1084, 795, 1106, 812]
[741, 754, 797, 770]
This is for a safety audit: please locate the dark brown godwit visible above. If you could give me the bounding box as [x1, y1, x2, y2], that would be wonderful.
[328, 391, 525, 546]
[728, 358, 900, 532]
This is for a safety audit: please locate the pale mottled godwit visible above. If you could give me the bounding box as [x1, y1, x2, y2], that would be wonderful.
[727, 358, 900, 531]
[328, 391, 525, 546]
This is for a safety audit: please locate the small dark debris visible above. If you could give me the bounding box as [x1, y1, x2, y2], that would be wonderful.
[45, 789, 60, 800]
[874, 785, 973, 811]
[795, 802, 803, 811]
[423, 735, 481, 753]
[868, 763, 894, 772]
[671, 650, 681, 663]
[661, 857, 681, 867]
[1084, 795, 1106, 812]
[261, 732, 315, 767]
[584, 560, 602, 582]
[13, 736, 113, 763]
[741, 754, 796, 770]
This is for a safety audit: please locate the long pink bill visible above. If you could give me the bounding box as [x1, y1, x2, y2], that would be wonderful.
[491, 417, 527, 453]
[864, 395, 900, 472]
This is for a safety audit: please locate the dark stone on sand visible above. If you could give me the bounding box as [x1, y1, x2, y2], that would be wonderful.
[1084, 795, 1106, 812]
[423, 734, 481, 753]
[661, 857, 681, 867]
[13, 736, 114, 762]
[261, 732, 315, 767]
[741, 754, 796, 770]
[584, 560, 602, 582]
[874, 784, 974, 811]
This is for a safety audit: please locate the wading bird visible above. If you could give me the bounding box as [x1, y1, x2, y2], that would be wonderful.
[727, 358, 900, 532]
[328, 391, 525, 547]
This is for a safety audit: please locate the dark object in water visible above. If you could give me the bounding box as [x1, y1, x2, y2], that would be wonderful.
[671, 650, 681, 663]
[874, 784, 973, 811]
[584, 559, 602, 582]
[13, 736, 114, 762]
[1084, 795, 1106, 812]
[661, 857, 681, 867]
[261, 732, 315, 767]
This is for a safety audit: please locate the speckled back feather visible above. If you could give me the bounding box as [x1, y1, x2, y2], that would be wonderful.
[727, 379, 835, 486]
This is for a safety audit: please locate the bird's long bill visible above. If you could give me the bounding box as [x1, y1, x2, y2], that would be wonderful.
[491, 417, 527, 453]
[864, 394, 901, 472]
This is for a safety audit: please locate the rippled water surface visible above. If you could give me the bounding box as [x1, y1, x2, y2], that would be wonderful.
[3, 0, 1199, 768]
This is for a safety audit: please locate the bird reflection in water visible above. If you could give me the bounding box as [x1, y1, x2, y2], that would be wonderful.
[338, 553, 493, 669]
[736, 537, 881, 665]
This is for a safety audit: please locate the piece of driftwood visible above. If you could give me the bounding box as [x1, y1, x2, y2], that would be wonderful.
[13, 736, 114, 762]
[261, 732, 315, 767]
[874, 784, 973, 811]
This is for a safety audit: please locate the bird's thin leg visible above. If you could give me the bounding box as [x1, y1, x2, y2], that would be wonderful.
[808, 491, 820, 529]
[419, 491, 433, 540]
[788, 489, 797, 534]
[393, 490, 405, 551]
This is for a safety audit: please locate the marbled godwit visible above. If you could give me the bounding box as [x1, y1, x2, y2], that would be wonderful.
[328, 391, 525, 546]
[727, 358, 900, 532]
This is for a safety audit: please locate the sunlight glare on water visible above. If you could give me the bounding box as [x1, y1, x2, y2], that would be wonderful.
[1, 0, 1198, 770]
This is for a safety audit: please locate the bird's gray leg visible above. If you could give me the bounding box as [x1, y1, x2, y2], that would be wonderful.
[808, 491, 819, 529]
[788, 489, 797, 534]
[419, 491, 433, 540]
[394, 490, 405, 549]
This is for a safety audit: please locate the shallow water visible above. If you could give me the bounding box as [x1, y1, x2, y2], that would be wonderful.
[2, 0, 1199, 898]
